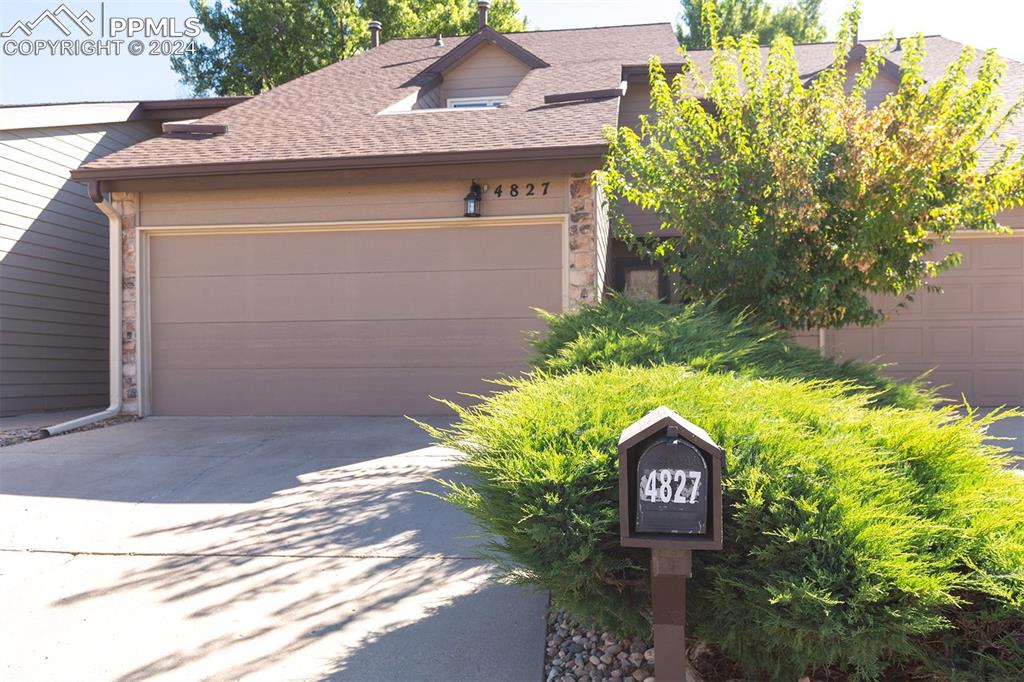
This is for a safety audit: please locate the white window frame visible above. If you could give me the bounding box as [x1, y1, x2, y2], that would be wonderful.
[446, 96, 507, 109]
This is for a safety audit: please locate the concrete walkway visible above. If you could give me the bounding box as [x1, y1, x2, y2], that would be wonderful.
[0, 417, 546, 681]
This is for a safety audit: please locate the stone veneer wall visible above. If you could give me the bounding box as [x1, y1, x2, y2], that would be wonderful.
[568, 172, 605, 307]
[112, 192, 139, 415]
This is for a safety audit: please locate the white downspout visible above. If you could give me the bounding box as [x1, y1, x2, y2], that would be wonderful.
[42, 189, 122, 436]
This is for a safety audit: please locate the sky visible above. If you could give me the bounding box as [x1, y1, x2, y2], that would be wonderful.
[1, 1, 1022, 105]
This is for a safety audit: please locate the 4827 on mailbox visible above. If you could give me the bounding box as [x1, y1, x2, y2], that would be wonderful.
[635, 434, 710, 536]
[639, 468, 702, 505]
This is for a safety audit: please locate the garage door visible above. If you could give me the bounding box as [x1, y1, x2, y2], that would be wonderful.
[147, 222, 564, 415]
[829, 234, 1023, 406]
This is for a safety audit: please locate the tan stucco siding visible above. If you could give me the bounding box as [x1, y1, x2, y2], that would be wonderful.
[0, 120, 160, 415]
[139, 172, 570, 227]
[439, 43, 530, 103]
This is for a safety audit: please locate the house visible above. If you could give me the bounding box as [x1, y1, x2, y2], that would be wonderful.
[0, 97, 246, 416]
[67, 8, 1022, 417]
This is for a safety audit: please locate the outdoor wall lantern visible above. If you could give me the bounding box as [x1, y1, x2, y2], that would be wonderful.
[464, 180, 482, 217]
[619, 406, 725, 682]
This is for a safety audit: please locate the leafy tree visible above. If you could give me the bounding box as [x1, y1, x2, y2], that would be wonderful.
[360, 0, 524, 43]
[172, 0, 526, 96]
[677, 0, 825, 49]
[601, 2, 1024, 330]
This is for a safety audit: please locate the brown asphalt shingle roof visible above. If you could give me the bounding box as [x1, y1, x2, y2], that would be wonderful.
[75, 23, 682, 179]
[75, 28, 1021, 180]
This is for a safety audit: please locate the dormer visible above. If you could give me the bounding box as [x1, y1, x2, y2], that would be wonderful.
[380, 20, 548, 114]
[438, 42, 531, 108]
[417, 27, 547, 110]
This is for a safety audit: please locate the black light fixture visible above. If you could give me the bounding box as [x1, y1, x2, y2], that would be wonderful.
[464, 180, 482, 217]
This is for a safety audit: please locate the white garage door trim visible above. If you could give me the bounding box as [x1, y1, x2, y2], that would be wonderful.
[135, 214, 570, 416]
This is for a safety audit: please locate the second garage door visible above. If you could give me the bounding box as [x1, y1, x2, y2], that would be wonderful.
[147, 222, 564, 416]
[829, 234, 1023, 406]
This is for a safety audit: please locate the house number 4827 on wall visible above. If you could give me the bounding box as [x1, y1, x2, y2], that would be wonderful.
[491, 181, 549, 198]
[639, 468, 702, 504]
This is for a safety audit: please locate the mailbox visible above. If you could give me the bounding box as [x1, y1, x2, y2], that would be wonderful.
[619, 407, 725, 682]
[618, 406, 724, 550]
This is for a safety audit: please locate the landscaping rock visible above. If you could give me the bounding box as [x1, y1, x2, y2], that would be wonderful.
[545, 610, 656, 682]
[546, 609, 740, 682]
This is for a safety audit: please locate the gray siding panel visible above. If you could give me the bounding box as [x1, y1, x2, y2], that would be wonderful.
[0, 119, 160, 415]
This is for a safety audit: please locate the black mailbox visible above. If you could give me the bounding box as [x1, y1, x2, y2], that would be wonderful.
[636, 436, 708, 534]
[619, 406, 724, 550]
[619, 407, 725, 682]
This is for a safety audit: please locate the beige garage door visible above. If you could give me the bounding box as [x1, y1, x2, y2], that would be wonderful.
[829, 234, 1023, 406]
[147, 222, 563, 415]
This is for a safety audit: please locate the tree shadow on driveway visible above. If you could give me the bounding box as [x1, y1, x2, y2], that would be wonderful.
[1, 416, 547, 680]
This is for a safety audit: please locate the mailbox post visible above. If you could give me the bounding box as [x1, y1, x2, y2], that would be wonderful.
[618, 407, 724, 682]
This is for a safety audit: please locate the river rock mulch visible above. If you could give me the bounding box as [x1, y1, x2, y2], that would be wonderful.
[545, 609, 658, 682]
[545, 608, 951, 682]
[544, 609, 760, 682]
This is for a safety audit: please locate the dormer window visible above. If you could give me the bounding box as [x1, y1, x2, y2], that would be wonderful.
[447, 96, 507, 109]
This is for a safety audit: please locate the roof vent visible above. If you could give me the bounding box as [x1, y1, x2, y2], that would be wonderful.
[162, 122, 228, 136]
[369, 20, 382, 48]
[477, 1, 489, 30]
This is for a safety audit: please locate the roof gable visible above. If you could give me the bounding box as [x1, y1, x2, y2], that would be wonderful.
[419, 26, 549, 80]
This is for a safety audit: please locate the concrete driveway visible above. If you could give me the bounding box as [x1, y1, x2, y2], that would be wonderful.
[0, 417, 546, 681]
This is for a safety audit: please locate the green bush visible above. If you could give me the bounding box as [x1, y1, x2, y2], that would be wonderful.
[532, 295, 931, 410]
[429, 366, 1024, 680]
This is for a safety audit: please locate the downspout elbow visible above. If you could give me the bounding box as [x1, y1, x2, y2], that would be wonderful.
[42, 181, 123, 436]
